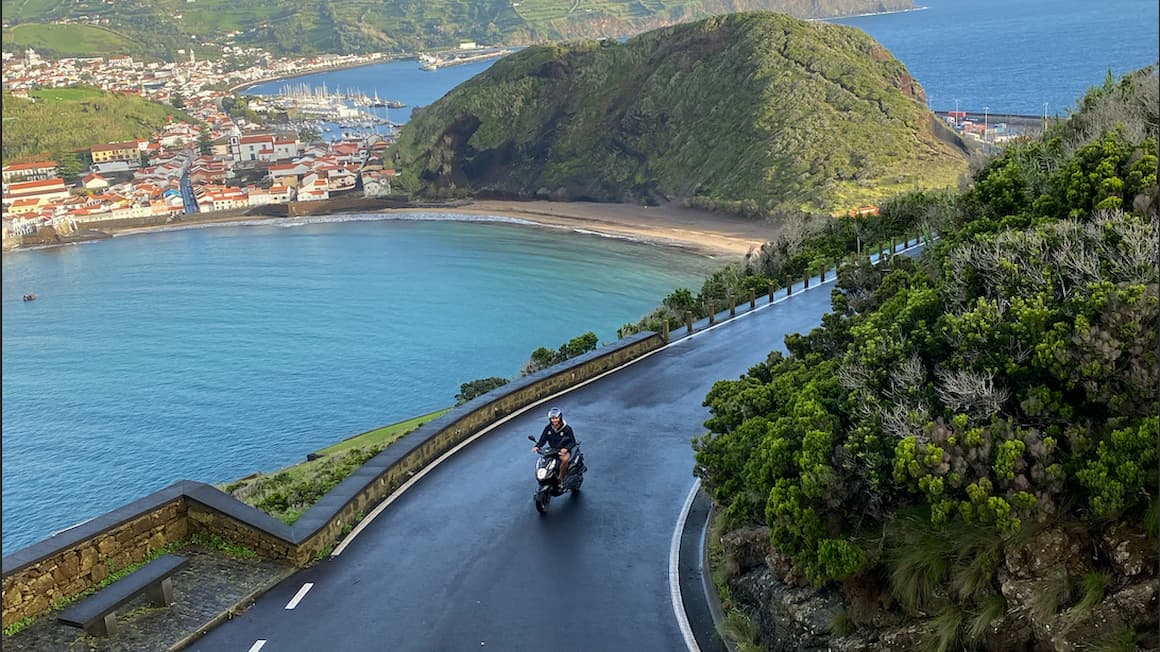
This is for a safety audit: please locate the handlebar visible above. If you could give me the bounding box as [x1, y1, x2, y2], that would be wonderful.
[528, 435, 577, 456]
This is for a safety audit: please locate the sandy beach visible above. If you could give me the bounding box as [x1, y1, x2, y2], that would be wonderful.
[103, 200, 781, 259]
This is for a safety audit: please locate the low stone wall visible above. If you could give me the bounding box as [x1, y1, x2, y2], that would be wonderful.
[1, 331, 666, 627]
[2, 493, 190, 627]
[284, 331, 666, 566]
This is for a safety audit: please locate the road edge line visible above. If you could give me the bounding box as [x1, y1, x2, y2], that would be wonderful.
[671, 478, 703, 652]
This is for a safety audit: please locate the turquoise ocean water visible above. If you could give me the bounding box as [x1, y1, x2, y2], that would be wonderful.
[2, 215, 722, 551]
[3, 0, 1157, 553]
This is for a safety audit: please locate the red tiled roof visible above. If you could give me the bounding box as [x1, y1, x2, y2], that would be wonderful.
[7, 178, 67, 191]
[3, 161, 57, 171]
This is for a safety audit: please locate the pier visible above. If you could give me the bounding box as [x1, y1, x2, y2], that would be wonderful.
[418, 46, 514, 71]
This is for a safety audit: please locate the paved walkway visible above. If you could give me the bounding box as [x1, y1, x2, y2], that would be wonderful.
[4, 546, 295, 652]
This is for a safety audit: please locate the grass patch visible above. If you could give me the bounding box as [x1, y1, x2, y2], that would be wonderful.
[313, 407, 449, 456]
[1075, 571, 1111, 611]
[704, 508, 770, 651]
[189, 532, 257, 559]
[30, 87, 107, 102]
[706, 511, 741, 608]
[885, 515, 949, 615]
[1027, 570, 1069, 623]
[2, 617, 37, 637]
[829, 607, 856, 636]
[220, 408, 451, 523]
[3, 87, 196, 164]
[1145, 495, 1158, 540]
[1088, 627, 1159, 652]
[4, 23, 143, 57]
[922, 604, 963, 652]
[965, 593, 1006, 642]
[720, 608, 763, 652]
[885, 513, 1007, 616]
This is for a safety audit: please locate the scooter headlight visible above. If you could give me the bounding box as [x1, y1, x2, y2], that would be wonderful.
[536, 467, 550, 480]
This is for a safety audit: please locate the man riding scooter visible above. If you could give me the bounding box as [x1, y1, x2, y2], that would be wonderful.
[532, 407, 576, 489]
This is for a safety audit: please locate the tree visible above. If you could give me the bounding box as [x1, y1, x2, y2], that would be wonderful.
[53, 151, 86, 184]
[198, 124, 213, 155]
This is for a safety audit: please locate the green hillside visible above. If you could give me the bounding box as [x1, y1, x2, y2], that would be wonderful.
[2, 88, 196, 165]
[0, 0, 914, 59]
[388, 12, 969, 215]
[2, 23, 148, 58]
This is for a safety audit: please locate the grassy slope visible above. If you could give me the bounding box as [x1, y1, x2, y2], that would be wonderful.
[390, 12, 968, 214]
[2, 89, 196, 164]
[218, 408, 451, 524]
[2, 23, 145, 57]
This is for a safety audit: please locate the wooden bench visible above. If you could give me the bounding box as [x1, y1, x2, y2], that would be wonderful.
[58, 553, 190, 637]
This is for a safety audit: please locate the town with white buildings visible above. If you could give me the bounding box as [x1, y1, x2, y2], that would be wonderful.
[2, 43, 403, 247]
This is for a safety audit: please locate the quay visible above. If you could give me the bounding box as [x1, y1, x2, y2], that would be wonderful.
[418, 46, 515, 71]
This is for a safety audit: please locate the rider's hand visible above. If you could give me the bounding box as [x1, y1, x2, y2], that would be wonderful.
[532, 446, 538, 452]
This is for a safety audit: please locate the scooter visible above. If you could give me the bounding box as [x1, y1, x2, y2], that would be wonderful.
[527, 435, 587, 514]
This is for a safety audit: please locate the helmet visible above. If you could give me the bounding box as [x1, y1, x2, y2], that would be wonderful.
[547, 407, 563, 420]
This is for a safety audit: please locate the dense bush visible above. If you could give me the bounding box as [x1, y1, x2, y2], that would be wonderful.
[693, 66, 1159, 639]
[520, 331, 599, 375]
[456, 377, 511, 405]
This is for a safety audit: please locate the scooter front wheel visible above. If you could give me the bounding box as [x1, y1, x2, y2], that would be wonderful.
[534, 490, 550, 514]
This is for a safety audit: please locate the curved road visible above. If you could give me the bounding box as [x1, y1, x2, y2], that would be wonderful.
[189, 275, 838, 651]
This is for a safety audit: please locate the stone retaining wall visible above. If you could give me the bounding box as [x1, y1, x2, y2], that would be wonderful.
[2, 499, 189, 627]
[284, 331, 666, 566]
[1, 331, 666, 627]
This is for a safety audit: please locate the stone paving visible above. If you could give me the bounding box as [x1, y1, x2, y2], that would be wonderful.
[5, 546, 295, 652]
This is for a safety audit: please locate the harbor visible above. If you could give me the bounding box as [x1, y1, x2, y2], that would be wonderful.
[250, 81, 406, 142]
[418, 44, 515, 71]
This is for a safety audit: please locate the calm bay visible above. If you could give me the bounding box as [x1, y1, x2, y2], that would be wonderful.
[2, 217, 721, 552]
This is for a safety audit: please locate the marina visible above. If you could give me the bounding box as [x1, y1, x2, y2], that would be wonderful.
[253, 82, 405, 142]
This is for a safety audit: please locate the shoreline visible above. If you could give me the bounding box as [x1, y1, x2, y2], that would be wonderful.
[231, 54, 413, 94]
[79, 200, 780, 259]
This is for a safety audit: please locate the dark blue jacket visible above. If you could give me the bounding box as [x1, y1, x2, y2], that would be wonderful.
[535, 422, 576, 451]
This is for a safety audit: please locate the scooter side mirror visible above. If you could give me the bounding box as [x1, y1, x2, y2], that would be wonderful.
[527, 435, 536, 442]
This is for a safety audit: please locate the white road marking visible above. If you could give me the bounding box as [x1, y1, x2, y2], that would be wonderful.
[325, 248, 931, 637]
[329, 257, 856, 557]
[671, 478, 703, 652]
[284, 583, 314, 610]
[247, 640, 267, 652]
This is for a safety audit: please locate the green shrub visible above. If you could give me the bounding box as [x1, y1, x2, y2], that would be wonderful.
[455, 377, 510, 405]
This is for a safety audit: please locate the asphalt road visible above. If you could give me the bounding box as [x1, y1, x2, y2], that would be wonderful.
[187, 274, 838, 652]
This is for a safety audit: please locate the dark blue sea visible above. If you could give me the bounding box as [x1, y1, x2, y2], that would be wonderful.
[829, 0, 1158, 115]
[3, 0, 1157, 553]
